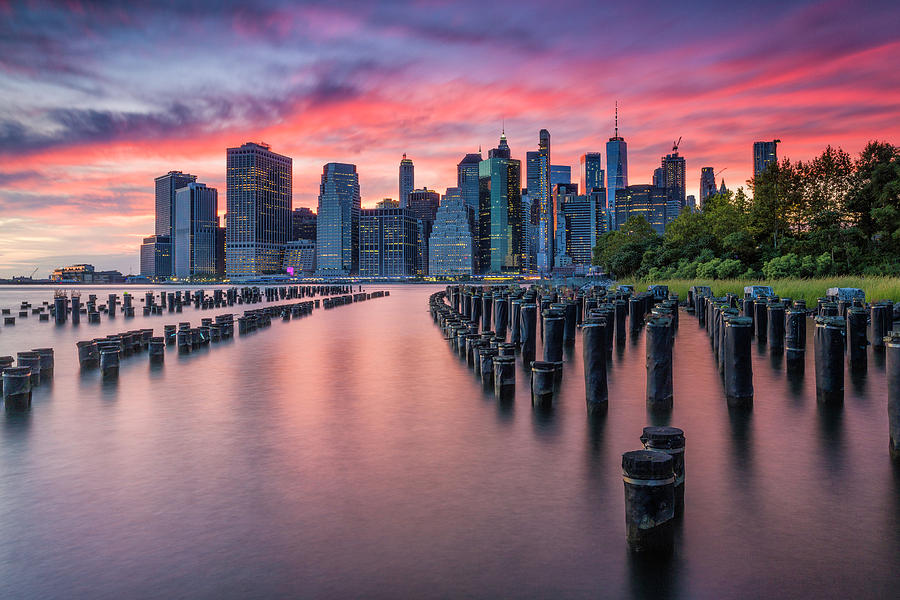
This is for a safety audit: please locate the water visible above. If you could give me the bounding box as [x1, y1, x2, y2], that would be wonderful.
[0, 284, 898, 599]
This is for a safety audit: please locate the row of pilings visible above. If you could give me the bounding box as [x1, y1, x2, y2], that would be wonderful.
[687, 286, 900, 460]
[429, 283, 686, 553]
[1, 285, 359, 327]
[1, 289, 387, 411]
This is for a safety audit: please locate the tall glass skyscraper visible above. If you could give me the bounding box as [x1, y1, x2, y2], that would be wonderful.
[175, 182, 218, 278]
[478, 133, 523, 274]
[429, 187, 474, 276]
[699, 167, 717, 209]
[753, 140, 779, 179]
[580, 153, 605, 194]
[533, 129, 552, 272]
[316, 162, 361, 275]
[140, 235, 171, 279]
[155, 170, 196, 275]
[553, 183, 578, 268]
[225, 142, 292, 276]
[550, 165, 571, 188]
[606, 106, 628, 231]
[399, 153, 414, 207]
[615, 185, 668, 234]
[457, 152, 482, 215]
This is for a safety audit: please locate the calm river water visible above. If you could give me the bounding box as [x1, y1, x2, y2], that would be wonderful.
[0, 284, 897, 599]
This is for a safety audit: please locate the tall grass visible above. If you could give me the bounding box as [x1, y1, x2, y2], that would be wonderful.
[619, 276, 900, 305]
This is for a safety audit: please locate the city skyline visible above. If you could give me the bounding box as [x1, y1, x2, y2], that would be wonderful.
[1, 1, 899, 275]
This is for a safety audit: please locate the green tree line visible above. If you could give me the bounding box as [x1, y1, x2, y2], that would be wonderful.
[593, 141, 900, 280]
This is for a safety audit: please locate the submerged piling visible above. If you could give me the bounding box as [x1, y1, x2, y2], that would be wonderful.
[583, 320, 608, 415]
[723, 316, 754, 407]
[640, 427, 686, 516]
[530, 361, 556, 408]
[846, 307, 868, 371]
[887, 331, 900, 460]
[646, 317, 673, 410]
[814, 316, 845, 404]
[2, 367, 32, 409]
[622, 450, 675, 553]
[99, 347, 120, 379]
[785, 307, 807, 371]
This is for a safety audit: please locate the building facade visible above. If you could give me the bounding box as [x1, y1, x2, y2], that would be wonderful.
[429, 187, 474, 276]
[661, 151, 686, 219]
[139, 235, 172, 280]
[457, 152, 482, 217]
[359, 207, 419, 277]
[175, 182, 218, 278]
[550, 165, 571, 188]
[553, 183, 579, 268]
[225, 142, 292, 277]
[530, 129, 552, 273]
[316, 162, 360, 275]
[407, 188, 440, 275]
[399, 154, 414, 208]
[478, 133, 524, 274]
[699, 167, 717, 209]
[154, 170, 196, 275]
[615, 185, 669, 234]
[291, 207, 317, 241]
[580, 152, 605, 194]
[753, 140, 779, 179]
[283, 239, 317, 274]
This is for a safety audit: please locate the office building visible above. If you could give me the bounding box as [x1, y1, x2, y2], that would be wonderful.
[552, 183, 578, 268]
[407, 188, 440, 274]
[283, 239, 316, 274]
[686, 195, 697, 213]
[50, 264, 124, 283]
[521, 192, 539, 274]
[215, 223, 225, 276]
[660, 151, 686, 219]
[359, 207, 419, 277]
[291, 207, 317, 241]
[478, 132, 524, 274]
[753, 140, 779, 179]
[457, 152, 482, 216]
[155, 172, 197, 237]
[615, 185, 669, 234]
[561, 193, 598, 266]
[606, 105, 628, 230]
[529, 129, 552, 272]
[174, 182, 218, 278]
[316, 162, 361, 275]
[139, 235, 172, 280]
[550, 165, 571, 188]
[429, 187, 474, 276]
[589, 188, 611, 236]
[225, 142, 292, 277]
[580, 153, 605, 194]
[699, 167, 717, 209]
[399, 153, 414, 207]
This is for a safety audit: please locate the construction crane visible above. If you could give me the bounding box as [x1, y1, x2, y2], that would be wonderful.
[30, 267, 38, 279]
[715, 167, 727, 177]
[672, 136, 682, 152]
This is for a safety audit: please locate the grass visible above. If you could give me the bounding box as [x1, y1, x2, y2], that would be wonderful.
[618, 276, 900, 306]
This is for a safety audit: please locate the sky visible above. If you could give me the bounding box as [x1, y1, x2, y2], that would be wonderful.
[1, 0, 899, 277]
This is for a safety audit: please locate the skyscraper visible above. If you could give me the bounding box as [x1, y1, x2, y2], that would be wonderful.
[753, 140, 780, 179]
[140, 235, 171, 280]
[606, 104, 628, 230]
[553, 183, 578, 268]
[291, 207, 317, 241]
[359, 207, 419, 277]
[225, 142, 292, 277]
[154, 170, 196, 275]
[175, 182, 218, 278]
[661, 151, 686, 220]
[550, 165, 571, 188]
[533, 129, 552, 272]
[478, 132, 523, 274]
[399, 153, 414, 207]
[615, 185, 668, 234]
[407, 188, 440, 275]
[580, 152, 605, 194]
[699, 167, 717, 209]
[316, 162, 361, 275]
[429, 187, 474, 277]
[457, 152, 482, 216]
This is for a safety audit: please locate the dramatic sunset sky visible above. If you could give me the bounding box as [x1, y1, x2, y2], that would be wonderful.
[1, 0, 899, 276]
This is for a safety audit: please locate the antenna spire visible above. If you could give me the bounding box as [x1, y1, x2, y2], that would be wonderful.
[614, 101, 618, 138]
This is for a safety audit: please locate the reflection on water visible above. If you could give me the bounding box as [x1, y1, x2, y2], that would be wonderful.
[0, 284, 897, 599]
